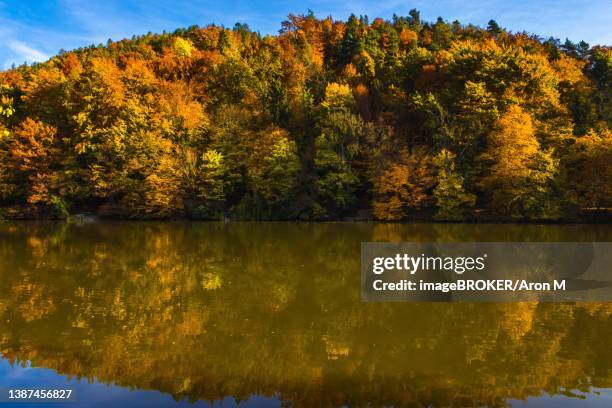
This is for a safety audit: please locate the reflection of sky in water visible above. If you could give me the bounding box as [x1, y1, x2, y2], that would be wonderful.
[508, 388, 612, 408]
[510, 389, 612, 407]
[1, 359, 611, 408]
[0, 359, 280, 408]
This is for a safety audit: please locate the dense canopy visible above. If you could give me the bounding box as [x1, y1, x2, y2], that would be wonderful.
[0, 11, 610, 220]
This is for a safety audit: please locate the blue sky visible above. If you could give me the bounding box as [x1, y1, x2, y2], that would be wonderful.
[1, 0, 611, 69]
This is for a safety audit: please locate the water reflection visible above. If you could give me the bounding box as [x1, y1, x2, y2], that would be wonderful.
[0, 222, 611, 407]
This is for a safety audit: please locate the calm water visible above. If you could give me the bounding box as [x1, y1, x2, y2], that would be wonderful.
[0, 221, 611, 407]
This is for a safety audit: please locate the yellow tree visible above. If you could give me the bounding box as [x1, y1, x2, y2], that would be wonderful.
[372, 148, 436, 220]
[8, 118, 70, 217]
[479, 105, 560, 219]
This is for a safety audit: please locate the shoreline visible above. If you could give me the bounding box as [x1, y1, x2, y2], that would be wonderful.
[2, 215, 611, 225]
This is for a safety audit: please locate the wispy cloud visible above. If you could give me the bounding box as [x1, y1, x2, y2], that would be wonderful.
[0, 0, 609, 69]
[7, 40, 48, 64]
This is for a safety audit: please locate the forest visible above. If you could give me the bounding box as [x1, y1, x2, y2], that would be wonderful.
[0, 10, 610, 221]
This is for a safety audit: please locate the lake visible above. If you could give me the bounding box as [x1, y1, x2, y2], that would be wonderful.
[0, 221, 611, 407]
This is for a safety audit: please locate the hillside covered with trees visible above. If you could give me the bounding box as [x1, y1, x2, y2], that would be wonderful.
[0, 11, 610, 221]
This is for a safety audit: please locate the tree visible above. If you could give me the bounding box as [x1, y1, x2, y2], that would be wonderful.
[433, 149, 476, 220]
[410, 92, 456, 150]
[432, 17, 452, 49]
[408, 9, 422, 32]
[194, 149, 227, 219]
[118, 128, 184, 218]
[486, 20, 501, 36]
[479, 105, 561, 219]
[172, 37, 195, 58]
[589, 47, 612, 127]
[311, 82, 364, 218]
[9, 119, 62, 206]
[314, 147, 359, 217]
[372, 148, 436, 220]
[247, 128, 300, 208]
[565, 128, 612, 209]
[338, 14, 363, 65]
[0, 86, 16, 201]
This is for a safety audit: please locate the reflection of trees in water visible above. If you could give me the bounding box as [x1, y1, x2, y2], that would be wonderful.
[0, 222, 611, 406]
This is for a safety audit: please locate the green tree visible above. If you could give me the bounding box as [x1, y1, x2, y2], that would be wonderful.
[247, 128, 300, 209]
[195, 149, 227, 219]
[433, 149, 476, 221]
[564, 128, 612, 210]
[312, 83, 364, 217]
[338, 14, 363, 65]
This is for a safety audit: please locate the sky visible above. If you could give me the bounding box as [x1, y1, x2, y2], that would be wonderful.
[1, 0, 611, 69]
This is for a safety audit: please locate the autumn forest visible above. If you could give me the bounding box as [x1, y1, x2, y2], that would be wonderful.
[0, 11, 610, 221]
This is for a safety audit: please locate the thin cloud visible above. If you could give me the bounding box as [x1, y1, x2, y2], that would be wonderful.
[7, 40, 48, 65]
[0, 0, 609, 69]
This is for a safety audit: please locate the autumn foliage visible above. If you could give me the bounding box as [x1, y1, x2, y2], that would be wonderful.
[0, 11, 610, 220]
